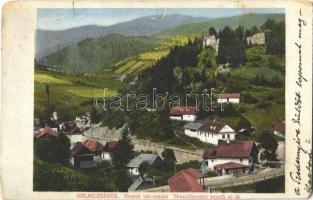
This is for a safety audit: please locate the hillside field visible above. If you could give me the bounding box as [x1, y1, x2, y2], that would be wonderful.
[34, 71, 126, 121]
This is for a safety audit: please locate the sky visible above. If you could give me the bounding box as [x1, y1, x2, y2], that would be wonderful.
[37, 8, 284, 30]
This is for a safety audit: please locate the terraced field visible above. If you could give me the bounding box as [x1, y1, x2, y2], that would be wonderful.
[34, 71, 125, 121]
[98, 35, 197, 81]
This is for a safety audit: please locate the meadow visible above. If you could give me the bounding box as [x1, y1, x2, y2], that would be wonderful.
[34, 71, 125, 121]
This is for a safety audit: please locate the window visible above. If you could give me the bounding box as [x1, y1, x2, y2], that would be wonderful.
[227, 134, 230, 139]
[205, 161, 208, 166]
[222, 134, 225, 139]
[240, 158, 243, 163]
[211, 160, 214, 162]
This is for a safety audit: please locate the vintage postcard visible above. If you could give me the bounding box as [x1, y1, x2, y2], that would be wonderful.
[0, 0, 312, 199]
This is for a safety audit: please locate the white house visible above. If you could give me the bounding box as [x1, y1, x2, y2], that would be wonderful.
[127, 153, 161, 176]
[70, 139, 105, 168]
[184, 120, 236, 145]
[169, 106, 197, 122]
[216, 93, 240, 104]
[202, 140, 258, 175]
[273, 122, 285, 138]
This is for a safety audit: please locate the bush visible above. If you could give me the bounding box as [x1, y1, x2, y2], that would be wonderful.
[256, 102, 271, 108]
[207, 171, 217, 177]
[255, 176, 285, 193]
[176, 160, 202, 172]
[242, 93, 258, 104]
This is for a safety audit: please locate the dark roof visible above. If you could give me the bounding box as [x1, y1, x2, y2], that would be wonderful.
[70, 140, 104, 156]
[184, 122, 203, 130]
[214, 162, 248, 171]
[198, 121, 226, 133]
[273, 122, 285, 134]
[203, 140, 255, 159]
[70, 143, 85, 156]
[104, 141, 118, 152]
[127, 154, 159, 168]
[84, 139, 104, 152]
[67, 126, 83, 135]
[216, 93, 240, 99]
[169, 107, 197, 116]
[203, 149, 217, 159]
[168, 168, 204, 192]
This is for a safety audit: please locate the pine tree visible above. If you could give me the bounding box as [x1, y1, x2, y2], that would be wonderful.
[208, 27, 217, 36]
[111, 126, 134, 168]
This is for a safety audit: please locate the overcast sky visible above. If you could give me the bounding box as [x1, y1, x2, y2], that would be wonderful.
[37, 8, 284, 30]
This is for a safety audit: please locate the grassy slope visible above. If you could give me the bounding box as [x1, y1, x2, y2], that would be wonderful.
[214, 46, 285, 138]
[34, 157, 90, 191]
[34, 70, 126, 120]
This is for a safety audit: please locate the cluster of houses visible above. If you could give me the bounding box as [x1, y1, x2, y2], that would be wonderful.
[35, 112, 119, 168]
[164, 92, 284, 192]
[166, 139, 258, 192]
[34, 94, 284, 192]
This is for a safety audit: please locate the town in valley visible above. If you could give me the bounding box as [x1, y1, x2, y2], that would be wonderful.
[34, 8, 285, 193]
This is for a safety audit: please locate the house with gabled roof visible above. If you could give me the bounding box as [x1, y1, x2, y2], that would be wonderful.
[35, 127, 58, 139]
[168, 168, 205, 192]
[70, 139, 105, 168]
[169, 106, 197, 121]
[127, 153, 161, 176]
[102, 141, 118, 161]
[184, 120, 236, 145]
[273, 122, 285, 138]
[202, 140, 258, 175]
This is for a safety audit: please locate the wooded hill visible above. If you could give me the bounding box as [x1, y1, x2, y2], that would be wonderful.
[36, 13, 284, 74]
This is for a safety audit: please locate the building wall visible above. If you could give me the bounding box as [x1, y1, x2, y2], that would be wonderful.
[70, 156, 75, 166]
[170, 115, 196, 122]
[129, 167, 140, 176]
[203, 157, 251, 171]
[217, 98, 240, 104]
[274, 130, 285, 138]
[182, 114, 196, 121]
[169, 116, 182, 120]
[102, 152, 112, 160]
